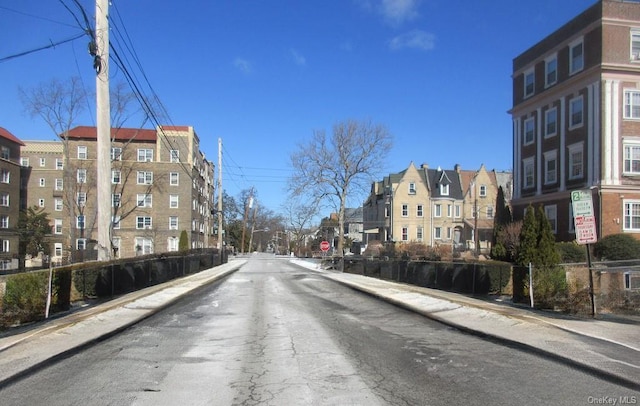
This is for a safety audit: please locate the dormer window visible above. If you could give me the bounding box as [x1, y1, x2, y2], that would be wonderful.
[408, 182, 416, 194]
[440, 184, 449, 196]
[569, 38, 584, 75]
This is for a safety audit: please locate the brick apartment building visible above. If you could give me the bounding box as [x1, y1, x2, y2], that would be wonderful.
[511, 0, 640, 241]
[21, 125, 215, 262]
[0, 128, 25, 269]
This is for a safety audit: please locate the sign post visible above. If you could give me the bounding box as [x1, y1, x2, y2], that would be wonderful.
[571, 189, 597, 317]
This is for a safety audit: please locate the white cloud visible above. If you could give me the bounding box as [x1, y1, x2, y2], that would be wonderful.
[388, 30, 435, 51]
[233, 58, 252, 74]
[290, 49, 306, 66]
[380, 0, 420, 25]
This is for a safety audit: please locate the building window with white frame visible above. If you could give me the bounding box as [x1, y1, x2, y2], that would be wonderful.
[408, 182, 416, 194]
[545, 55, 557, 87]
[112, 215, 121, 230]
[137, 148, 153, 162]
[545, 107, 557, 137]
[417, 226, 423, 241]
[455, 204, 461, 218]
[77, 192, 86, 207]
[624, 200, 640, 231]
[569, 96, 583, 129]
[523, 157, 535, 189]
[568, 143, 584, 180]
[434, 227, 442, 240]
[402, 204, 408, 217]
[39, 157, 46, 167]
[170, 172, 179, 186]
[434, 204, 442, 217]
[111, 147, 122, 161]
[55, 178, 63, 191]
[0, 147, 9, 160]
[624, 141, 640, 174]
[169, 216, 179, 230]
[54, 219, 63, 234]
[136, 216, 153, 229]
[135, 237, 153, 255]
[0, 215, 8, 228]
[1, 170, 9, 183]
[168, 237, 178, 252]
[487, 206, 494, 219]
[440, 184, 449, 196]
[20, 157, 29, 167]
[170, 150, 180, 163]
[479, 185, 487, 197]
[170, 194, 179, 208]
[76, 215, 85, 230]
[77, 168, 87, 183]
[569, 38, 584, 75]
[544, 150, 557, 184]
[77, 146, 87, 160]
[544, 205, 557, 234]
[112, 193, 121, 207]
[631, 29, 640, 61]
[39, 178, 45, 187]
[524, 68, 534, 98]
[524, 117, 535, 145]
[112, 169, 121, 184]
[137, 171, 153, 185]
[54, 198, 63, 211]
[137, 193, 152, 208]
[38, 198, 45, 207]
[624, 90, 640, 119]
[416, 204, 423, 217]
[0, 239, 8, 253]
[401, 227, 408, 241]
[77, 238, 87, 250]
[56, 158, 63, 170]
[447, 204, 452, 218]
[0, 193, 8, 207]
[54, 243, 62, 257]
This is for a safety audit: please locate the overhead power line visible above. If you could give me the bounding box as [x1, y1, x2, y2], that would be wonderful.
[0, 33, 86, 64]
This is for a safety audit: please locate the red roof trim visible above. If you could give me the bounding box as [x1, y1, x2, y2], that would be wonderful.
[0, 127, 26, 146]
[66, 126, 157, 142]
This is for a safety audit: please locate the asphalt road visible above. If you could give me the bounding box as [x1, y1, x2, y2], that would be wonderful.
[0, 255, 634, 405]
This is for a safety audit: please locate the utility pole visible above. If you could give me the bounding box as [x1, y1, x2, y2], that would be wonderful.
[217, 138, 223, 249]
[240, 189, 253, 254]
[96, 0, 111, 261]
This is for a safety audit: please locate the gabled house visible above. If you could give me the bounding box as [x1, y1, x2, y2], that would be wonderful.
[425, 165, 465, 248]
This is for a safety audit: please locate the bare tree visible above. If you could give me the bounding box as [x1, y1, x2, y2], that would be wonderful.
[288, 119, 392, 265]
[283, 198, 318, 256]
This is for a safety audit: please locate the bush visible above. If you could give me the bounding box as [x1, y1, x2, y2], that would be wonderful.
[593, 234, 640, 260]
[1, 272, 48, 327]
[533, 267, 567, 309]
[556, 242, 586, 263]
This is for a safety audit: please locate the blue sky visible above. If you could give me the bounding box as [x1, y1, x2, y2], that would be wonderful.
[0, 0, 596, 213]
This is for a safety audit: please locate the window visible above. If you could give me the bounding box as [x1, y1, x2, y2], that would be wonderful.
[545, 55, 557, 87]
[76, 238, 87, 250]
[624, 141, 640, 174]
[170, 194, 179, 208]
[402, 204, 408, 217]
[401, 227, 408, 241]
[487, 206, 494, 219]
[169, 216, 179, 230]
[54, 243, 62, 257]
[170, 150, 180, 163]
[569, 96, 583, 129]
[523, 157, 535, 189]
[446, 227, 452, 240]
[524, 117, 535, 145]
[112, 215, 121, 230]
[408, 182, 416, 194]
[39, 157, 46, 167]
[545, 205, 558, 234]
[624, 90, 640, 119]
[137, 171, 153, 185]
[111, 147, 122, 161]
[55, 178, 63, 191]
[1, 170, 9, 183]
[56, 158, 63, 170]
[77, 146, 87, 160]
[0, 239, 8, 253]
[434, 204, 442, 217]
[417, 227, 423, 241]
[38, 198, 45, 207]
[624, 200, 640, 231]
[54, 198, 63, 211]
[135, 237, 153, 255]
[170, 172, 179, 186]
[20, 158, 29, 167]
[39, 178, 45, 187]
[416, 204, 423, 217]
[544, 150, 557, 184]
[569, 38, 584, 75]
[77, 168, 87, 183]
[0, 215, 8, 228]
[524, 68, 534, 97]
[0, 193, 8, 207]
[112, 170, 121, 184]
[454, 205, 461, 218]
[434, 227, 442, 240]
[54, 219, 63, 234]
[77, 192, 86, 207]
[76, 215, 85, 230]
[440, 184, 449, 196]
[136, 216, 153, 229]
[479, 185, 487, 197]
[137, 148, 153, 162]
[631, 29, 640, 60]
[168, 237, 179, 252]
[447, 204, 452, 218]
[624, 272, 640, 290]
[0, 147, 9, 160]
[545, 108, 557, 137]
[112, 193, 121, 207]
[137, 193, 152, 208]
[568, 143, 584, 180]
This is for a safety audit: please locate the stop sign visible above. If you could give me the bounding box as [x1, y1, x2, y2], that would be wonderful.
[320, 241, 330, 252]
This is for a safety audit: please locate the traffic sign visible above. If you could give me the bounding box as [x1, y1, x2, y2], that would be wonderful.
[320, 241, 330, 252]
[571, 189, 597, 245]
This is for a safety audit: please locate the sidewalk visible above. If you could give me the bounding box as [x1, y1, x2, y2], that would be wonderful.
[0, 259, 246, 388]
[290, 259, 640, 391]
